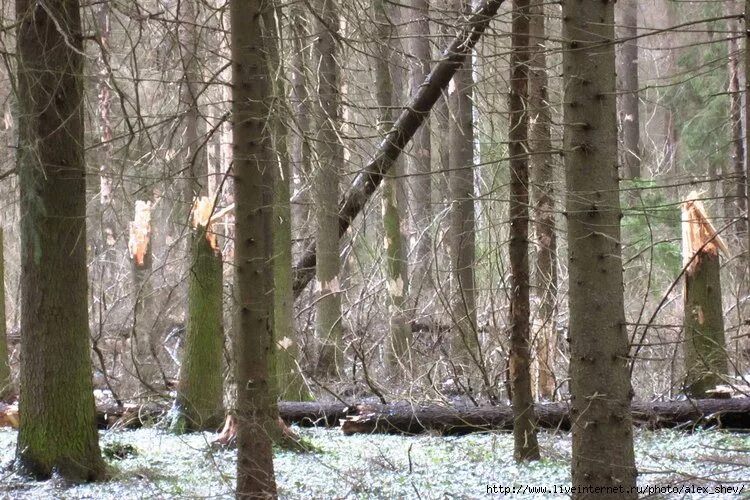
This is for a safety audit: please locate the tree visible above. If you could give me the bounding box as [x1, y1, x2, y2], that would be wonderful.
[528, 0, 558, 401]
[15, 0, 104, 480]
[723, 1, 746, 239]
[128, 199, 160, 391]
[448, 0, 479, 370]
[616, 0, 640, 180]
[508, 0, 539, 462]
[0, 229, 10, 401]
[266, 5, 310, 401]
[312, 0, 344, 377]
[231, 0, 278, 495]
[374, 0, 411, 374]
[405, 0, 434, 313]
[746, 0, 750, 272]
[681, 194, 729, 397]
[289, 5, 313, 238]
[563, 2, 637, 495]
[171, 0, 226, 429]
[172, 199, 224, 433]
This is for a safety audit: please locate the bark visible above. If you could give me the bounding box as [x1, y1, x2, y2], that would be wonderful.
[563, 2, 637, 495]
[746, 0, 750, 272]
[448, 0, 479, 368]
[508, 0, 539, 462]
[375, 0, 412, 374]
[681, 194, 729, 397]
[178, 0, 206, 201]
[0, 229, 10, 401]
[292, 0, 507, 298]
[312, 0, 344, 377]
[405, 0, 434, 312]
[15, 0, 105, 481]
[231, 0, 278, 496]
[266, 7, 310, 401]
[172, 218, 224, 433]
[528, 2, 557, 401]
[725, 2, 747, 239]
[90, 398, 750, 433]
[95, 0, 116, 247]
[616, 0, 640, 180]
[289, 6, 313, 242]
[336, 398, 750, 435]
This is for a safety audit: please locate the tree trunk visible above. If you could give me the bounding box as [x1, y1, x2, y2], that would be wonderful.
[334, 398, 750, 435]
[289, 5, 313, 244]
[508, 0, 539, 462]
[172, 210, 224, 433]
[725, 1, 746, 240]
[172, 0, 224, 432]
[231, 0, 278, 495]
[448, 0, 479, 370]
[616, 0, 641, 180]
[0, 229, 10, 401]
[129, 200, 160, 392]
[528, 2, 558, 401]
[266, 6, 310, 401]
[746, 0, 750, 275]
[406, 0, 434, 314]
[178, 0, 206, 201]
[312, 0, 344, 377]
[291, 0, 507, 299]
[681, 194, 729, 397]
[15, 0, 105, 481]
[374, 0, 412, 374]
[90, 398, 750, 433]
[563, 2, 637, 496]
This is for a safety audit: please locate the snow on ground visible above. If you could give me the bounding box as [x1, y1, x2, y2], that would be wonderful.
[0, 426, 748, 498]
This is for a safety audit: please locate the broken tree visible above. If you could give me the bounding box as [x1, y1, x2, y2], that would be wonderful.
[171, 197, 225, 433]
[128, 200, 160, 392]
[681, 192, 729, 397]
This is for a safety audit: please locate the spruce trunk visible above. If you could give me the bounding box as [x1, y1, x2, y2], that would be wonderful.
[15, 0, 104, 481]
[563, 2, 637, 495]
[231, 0, 278, 495]
[508, 0, 539, 461]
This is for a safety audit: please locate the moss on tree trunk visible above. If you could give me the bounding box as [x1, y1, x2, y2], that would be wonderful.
[173, 230, 224, 432]
[15, 0, 104, 481]
[684, 252, 728, 396]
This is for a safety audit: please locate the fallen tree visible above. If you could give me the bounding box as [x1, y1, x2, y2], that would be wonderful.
[79, 398, 750, 434]
[291, 0, 506, 298]
[338, 399, 750, 435]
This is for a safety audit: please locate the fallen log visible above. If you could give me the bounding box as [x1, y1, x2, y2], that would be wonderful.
[67, 398, 750, 434]
[340, 398, 750, 435]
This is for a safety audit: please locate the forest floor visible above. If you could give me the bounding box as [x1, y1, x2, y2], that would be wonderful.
[0, 425, 749, 498]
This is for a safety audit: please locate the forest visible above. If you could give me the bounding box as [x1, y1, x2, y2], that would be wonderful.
[0, 0, 750, 498]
